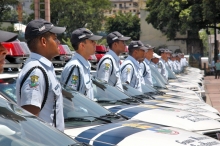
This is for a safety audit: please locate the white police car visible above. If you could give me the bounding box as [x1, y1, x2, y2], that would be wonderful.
[0, 97, 89, 146]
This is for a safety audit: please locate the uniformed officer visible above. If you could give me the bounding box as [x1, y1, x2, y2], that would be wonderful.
[0, 30, 18, 73]
[140, 44, 154, 86]
[175, 54, 182, 73]
[121, 40, 148, 92]
[169, 53, 178, 73]
[150, 53, 161, 68]
[158, 48, 168, 80]
[96, 31, 130, 91]
[16, 19, 65, 131]
[60, 28, 102, 100]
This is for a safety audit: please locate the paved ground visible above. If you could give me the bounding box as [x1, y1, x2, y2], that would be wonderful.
[204, 75, 220, 111]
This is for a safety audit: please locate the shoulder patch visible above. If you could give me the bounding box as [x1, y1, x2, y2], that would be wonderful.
[127, 68, 131, 73]
[104, 63, 110, 71]
[29, 75, 39, 88]
[71, 75, 78, 85]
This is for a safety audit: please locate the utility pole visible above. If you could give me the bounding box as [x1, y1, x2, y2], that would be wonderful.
[214, 23, 218, 62]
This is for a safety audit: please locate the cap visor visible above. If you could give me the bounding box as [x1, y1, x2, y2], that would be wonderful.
[89, 35, 102, 41]
[140, 46, 148, 51]
[49, 26, 66, 34]
[0, 30, 18, 42]
[118, 36, 131, 41]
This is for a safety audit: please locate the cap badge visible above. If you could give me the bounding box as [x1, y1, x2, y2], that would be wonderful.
[39, 25, 45, 31]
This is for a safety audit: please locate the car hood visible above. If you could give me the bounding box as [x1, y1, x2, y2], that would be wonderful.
[158, 98, 219, 114]
[142, 100, 220, 120]
[152, 93, 203, 102]
[105, 105, 220, 132]
[64, 120, 220, 146]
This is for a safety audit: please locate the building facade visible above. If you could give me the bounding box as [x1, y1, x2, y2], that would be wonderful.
[105, 0, 144, 17]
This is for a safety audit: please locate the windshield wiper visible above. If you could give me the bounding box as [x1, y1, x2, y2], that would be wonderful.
[119, 98, 144, 104]
[65, 116, 112, 123]
[96, 99, 130, 104]
[69, 142, 91, 146]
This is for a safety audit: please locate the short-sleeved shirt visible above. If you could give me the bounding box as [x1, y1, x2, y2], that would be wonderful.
[16, 53, 64, 131]
[167, 59, 172, 70]
[158, 58, 168, 80]
[140, 59, 153, 86]
[120, 55, 143, 92]
[96, 50, 123, 91]
[60, 53, 94, 100]
[175, 60, 181, 73]
[170, 60, 178, 73]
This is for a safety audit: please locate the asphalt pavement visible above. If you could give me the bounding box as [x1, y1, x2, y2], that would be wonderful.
[204, 75, 220, 112]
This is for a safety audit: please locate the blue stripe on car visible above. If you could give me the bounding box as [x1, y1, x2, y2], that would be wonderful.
[75, 123, 122, 143]
[93, 126, 143, 145]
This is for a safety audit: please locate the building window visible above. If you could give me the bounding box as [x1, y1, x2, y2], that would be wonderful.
[109, 10, 111, 14]
[114, 4, 117, 7]
[130, 10, 132, 12]
[133, 10, 136, 12]
[133, 2, 138, 7]
[119, 4, 122, 8]
[129, 3, 131, 6]
[113, 10, 116, 13]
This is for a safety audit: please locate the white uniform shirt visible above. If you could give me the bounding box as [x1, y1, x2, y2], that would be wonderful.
[175, 60, 181, 73]
[96, 50, 123, 91]
[158, 58, 168, 80]
[121, 55, 143, 92]
[60, 53, 94, 100]
[16, 53, 64, 131]
[167, 59, 173, 70]
[170, 60, 178, 73]
[140, 59, 153, 86]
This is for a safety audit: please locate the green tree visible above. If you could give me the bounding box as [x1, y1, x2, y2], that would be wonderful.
[27, 0, 111, 41]
[106, 12, 140, 40]
[0, 0, 18, 22]
[145, 0, 220, 40]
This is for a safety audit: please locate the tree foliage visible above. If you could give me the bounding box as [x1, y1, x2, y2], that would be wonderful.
[145, 0, 220, 40]
[106, 12, 140, 40]
[0, 0, 18, 22]
[50, 0, 111, 36]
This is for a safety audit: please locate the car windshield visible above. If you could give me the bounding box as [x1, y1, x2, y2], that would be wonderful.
[0, 98, 78, 146]
[141, 84, 157, 93]
[62, 87, 125, 128]
[0, 78, 17, 103]
[149, 64, 168, 85]
[151, 71, 167, 88]
[165, 65, 177, 79]
[122, 84, 143, 96]
[92, 79, 130, 101]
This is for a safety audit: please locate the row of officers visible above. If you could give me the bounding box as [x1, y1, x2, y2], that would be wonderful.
[0, 19, 187, 132]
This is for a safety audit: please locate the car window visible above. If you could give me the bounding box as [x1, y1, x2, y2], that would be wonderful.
[0, 99, 78, 146]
